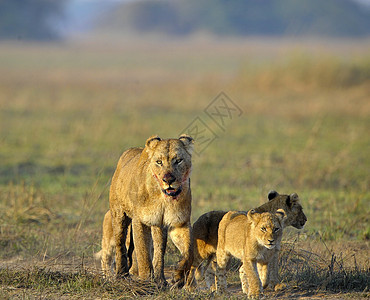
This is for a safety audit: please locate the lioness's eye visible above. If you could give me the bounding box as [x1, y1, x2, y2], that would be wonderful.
[261, 227, 266, 232]
[175, 158, 183, 165]
[156, 160, 162, 166]
[273, 227, 280, 232]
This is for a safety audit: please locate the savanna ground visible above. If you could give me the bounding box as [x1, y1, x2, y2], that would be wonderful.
[0, 37, 369, 299]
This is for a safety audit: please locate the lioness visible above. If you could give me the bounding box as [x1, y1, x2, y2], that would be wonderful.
[109, 135, 194, 285]
[187, 191, 307, 290]
[216, 209, 286, 299]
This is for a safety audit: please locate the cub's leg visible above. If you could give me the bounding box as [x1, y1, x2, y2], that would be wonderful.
[269, 249, 286, 291]
[187, 254, 214, 290]
[204, 258, 217, 291]
[185, 238, 206, 291]
[169, 223, 193, 287]
[239, 263, 249, 294]
[215, 249, 229, 293]
[257, 262, 269, 289]
[151, 225, 167, 286]
[243, 258, 262, 299]
[111, 211, 131, 277]
[185, 266, 197, 291]
[132, 217, 153, 279]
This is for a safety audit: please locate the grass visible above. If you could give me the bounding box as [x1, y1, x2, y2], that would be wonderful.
[0, 37, 369, 298]
[0, 268, 160, 299]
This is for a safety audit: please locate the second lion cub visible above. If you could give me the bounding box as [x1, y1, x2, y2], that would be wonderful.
[216, 209, 286, 299]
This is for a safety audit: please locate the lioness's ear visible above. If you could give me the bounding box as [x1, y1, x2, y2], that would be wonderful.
[276, 208, 287, 224]
[268, 190, 279, 201]
[286, 195, 292, 208]
[290, 193, 299, 202]
[179, 134, 194, 155]
[145, 135, 161, 150]
[286, 193, 299, 208]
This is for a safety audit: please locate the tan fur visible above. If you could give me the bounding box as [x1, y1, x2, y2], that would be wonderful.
[216, 210, 286, 299]
[95, 210, 136, 277]
[99, 211, 115, 277]
[108, 134, 194, 285]
[187, 191, 307, 290]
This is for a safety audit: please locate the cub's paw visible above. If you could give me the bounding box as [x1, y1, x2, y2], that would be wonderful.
[170, 278, 184, 290]
[248, 291, 261, 299]
[154, 277, 168, 290]
[274, 282, 287, 291]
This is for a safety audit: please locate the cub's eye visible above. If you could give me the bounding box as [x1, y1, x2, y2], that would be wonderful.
[156, 160, 163, 166]
[261, 227, 266, 232]
[273, 227, 280, 232]
[175, 158, 183, 165]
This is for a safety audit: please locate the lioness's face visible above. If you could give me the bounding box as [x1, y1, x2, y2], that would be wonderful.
[250, 212, 283, 250]
[145, 135, 193, 199]
[281, 194, 306, 229]
[289, 202, 307, 229]
[268, 191, 307, 230]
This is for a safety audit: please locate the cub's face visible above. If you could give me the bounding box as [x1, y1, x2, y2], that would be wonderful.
[145, 135, 193, 199]
[248, 211, 284, 250]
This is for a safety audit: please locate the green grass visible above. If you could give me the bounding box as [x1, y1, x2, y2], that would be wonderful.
[0, 38, 369, 298]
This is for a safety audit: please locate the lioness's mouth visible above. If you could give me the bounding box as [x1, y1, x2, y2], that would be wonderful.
[162, 186, 182, 198]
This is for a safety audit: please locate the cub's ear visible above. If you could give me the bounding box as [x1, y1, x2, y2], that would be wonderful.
[179, 134, 194, 155]
[275, 208, 287, 224]
[268, 190, 279, 201]
[145, 135, 161, 150]
[247, 209, 259, 221]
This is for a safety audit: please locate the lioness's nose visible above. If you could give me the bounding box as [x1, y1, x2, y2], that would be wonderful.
[268, 239, 274, 243]
[163, 173, 175, 185]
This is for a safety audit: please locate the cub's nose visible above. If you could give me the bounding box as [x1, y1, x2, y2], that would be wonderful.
[162, 173, 175, 185]
[268, 239, 274, 243]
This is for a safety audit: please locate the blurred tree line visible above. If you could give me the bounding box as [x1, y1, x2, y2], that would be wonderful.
[0, 0, 67, 40]
[102, 0, 370, 37]
[1, 0, 369, 40]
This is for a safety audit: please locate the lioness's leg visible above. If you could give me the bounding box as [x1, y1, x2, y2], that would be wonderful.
[151, 225, 167, 285]
[101, 211, 114, 277]
[127, 224, 139, 276]
[101, 241, 115, 277]
[132, 217, 153, 279]
[112, 212, 131, 277]
[169, 223, 193, 286]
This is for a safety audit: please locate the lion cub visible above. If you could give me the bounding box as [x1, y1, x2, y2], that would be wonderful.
[216, 209, 286, 299]
[187, 191, 306, 290]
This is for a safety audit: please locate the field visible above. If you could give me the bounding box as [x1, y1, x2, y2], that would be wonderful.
[0, 37, 369, 299]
